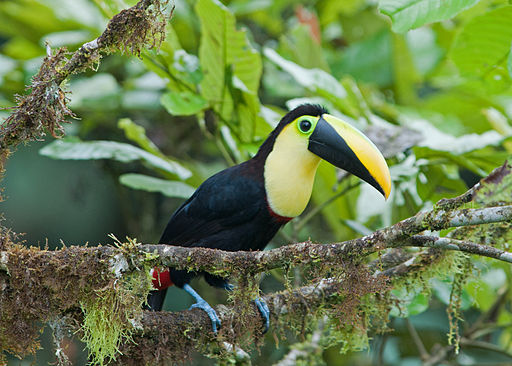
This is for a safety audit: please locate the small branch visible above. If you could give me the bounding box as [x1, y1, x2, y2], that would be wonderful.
[405, 318, 429, 361]
[407, 235, 512, 264]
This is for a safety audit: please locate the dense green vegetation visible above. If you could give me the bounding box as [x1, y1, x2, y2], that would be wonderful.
[1, 0, 512, 364]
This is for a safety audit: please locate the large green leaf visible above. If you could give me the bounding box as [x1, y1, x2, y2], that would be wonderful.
[450, 6, 512, 89]
[40, 139, 192, 180]
[119, 174, 195, 198]
[379, 0, 479, 33]
[196, 0, 262, 141]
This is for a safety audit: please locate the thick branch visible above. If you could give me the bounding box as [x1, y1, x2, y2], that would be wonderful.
[136, 205, 512, 274]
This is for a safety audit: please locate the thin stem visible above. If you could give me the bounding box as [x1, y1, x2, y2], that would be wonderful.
[405, 318, 430, 361]
[295, 181, 360, 233]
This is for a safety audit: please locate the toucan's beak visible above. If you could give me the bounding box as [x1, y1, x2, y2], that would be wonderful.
[308, 114, 391, 199]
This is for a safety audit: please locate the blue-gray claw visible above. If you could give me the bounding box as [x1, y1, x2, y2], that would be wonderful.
[189, 299, 221, 333]
[184, 283, 221, 333]
[254, 297, 270, 333]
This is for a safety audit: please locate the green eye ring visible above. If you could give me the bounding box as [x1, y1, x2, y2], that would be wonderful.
[296, 116, 317, 134]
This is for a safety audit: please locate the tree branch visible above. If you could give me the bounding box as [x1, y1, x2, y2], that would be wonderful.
[408, 235, 512, 263]
[0, 0, 169, 152]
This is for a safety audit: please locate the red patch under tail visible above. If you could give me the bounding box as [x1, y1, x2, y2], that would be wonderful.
[151, 267, 174, 290]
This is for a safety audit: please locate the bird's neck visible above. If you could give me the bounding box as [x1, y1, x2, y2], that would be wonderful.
[262, 129, 321, 218]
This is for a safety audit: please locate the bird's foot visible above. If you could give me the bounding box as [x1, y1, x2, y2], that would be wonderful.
[254, 297, 270, 333]
[189, 299, 221, 333]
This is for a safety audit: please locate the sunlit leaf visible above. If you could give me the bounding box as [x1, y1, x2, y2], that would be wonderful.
[196, 0, 262, 141]
[119, 173, 195, 198]
[40, 139, 192, 180]
[379, 0, 479, 33]
[117, 118, 161, 156]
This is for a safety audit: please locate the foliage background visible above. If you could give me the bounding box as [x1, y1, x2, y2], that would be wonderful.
[1, 0, 512, 364]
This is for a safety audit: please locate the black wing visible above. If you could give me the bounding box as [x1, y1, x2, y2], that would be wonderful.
[159, 163, 264, 248]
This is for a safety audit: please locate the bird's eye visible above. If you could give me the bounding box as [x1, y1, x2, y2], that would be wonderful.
[299, 119, 312, 133]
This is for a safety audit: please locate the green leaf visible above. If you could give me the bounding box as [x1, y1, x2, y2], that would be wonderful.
[379, 0, 479, 33]
[160, 91, 208, 116]
[117, 118, 161, 155]
[264, 47, 346, 99]
[450, 6, 512, 89]
[40, 139, 192, 180]
[264, 48, 358, 116]
[196, 0, 262, 141]
[336, 30, 393, 87]
[278, 24, 330, 71]
[119, 174, 195, 198]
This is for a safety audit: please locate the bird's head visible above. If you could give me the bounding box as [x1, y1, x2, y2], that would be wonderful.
[261, 104, 391, 203]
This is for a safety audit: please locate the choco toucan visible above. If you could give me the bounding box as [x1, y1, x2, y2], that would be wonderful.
[147, 104, 391, 333]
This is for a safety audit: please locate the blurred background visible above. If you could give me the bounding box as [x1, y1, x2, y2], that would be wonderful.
[1, 0, 512, 364]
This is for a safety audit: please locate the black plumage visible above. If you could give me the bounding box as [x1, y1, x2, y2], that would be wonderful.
[147, 104, 327, 311]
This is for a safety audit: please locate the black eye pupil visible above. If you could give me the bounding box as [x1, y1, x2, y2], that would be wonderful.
[300, 120, 312, 132]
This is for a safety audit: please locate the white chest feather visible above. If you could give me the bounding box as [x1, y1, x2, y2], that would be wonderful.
[264, 125, 321, 218]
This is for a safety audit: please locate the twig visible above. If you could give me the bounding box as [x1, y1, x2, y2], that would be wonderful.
[408, 235, 512, 263]
[405, 318, 430, 361]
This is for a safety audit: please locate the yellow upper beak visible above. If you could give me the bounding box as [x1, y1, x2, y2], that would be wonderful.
[308, 114, 391, 199]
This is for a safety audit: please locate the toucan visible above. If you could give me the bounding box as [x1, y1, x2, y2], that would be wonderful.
[147, 104, 391, 333]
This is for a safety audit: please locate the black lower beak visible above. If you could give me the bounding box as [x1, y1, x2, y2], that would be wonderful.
[308, 117, 386, 197]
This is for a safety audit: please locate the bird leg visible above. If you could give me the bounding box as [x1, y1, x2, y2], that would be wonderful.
[183, 283, 221, 333]
[222, 282, 270, 333]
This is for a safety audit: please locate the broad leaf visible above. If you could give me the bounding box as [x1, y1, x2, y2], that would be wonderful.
[379, 0, 479, 33]
[451, 6, 512, 89]
[196, 0, 262, 141]
[160, 91, 208, 116]
[40, 139, 192, 180]
[119, 174, 195, 198]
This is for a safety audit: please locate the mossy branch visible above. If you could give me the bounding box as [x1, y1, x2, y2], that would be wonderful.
[135, 204, 512, 274]
[1, 163, 510, 364]
[0, 0, 169, 152]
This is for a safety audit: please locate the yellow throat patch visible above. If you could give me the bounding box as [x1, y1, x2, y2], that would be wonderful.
[264, 122, 321, 218]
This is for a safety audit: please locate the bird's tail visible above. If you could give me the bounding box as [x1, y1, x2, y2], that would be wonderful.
[144, 268, 173, 311]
